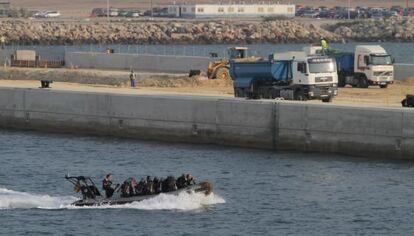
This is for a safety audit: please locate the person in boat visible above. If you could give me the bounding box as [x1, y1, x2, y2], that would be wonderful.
[186, 174, 196, 186]
[153, 177, 161, 194]
[122, 177, 141, 197]
[163, 176, 177, 192]
[130, 178, 139, 196]
[176, 174, 187, 189]
[136, 177, 146, 195]
[102, 174, 117, 198]
[120, 179, 129, 197]
[145, 176, 154, 195]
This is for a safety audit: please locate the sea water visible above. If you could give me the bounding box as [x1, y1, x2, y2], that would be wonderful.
[1, 130, 414, 235]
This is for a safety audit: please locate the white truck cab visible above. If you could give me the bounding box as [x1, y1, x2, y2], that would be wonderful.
[354, 45, 394, 88]
[304, 45, 394, 89]
[274, 50, 338, 87]
[273, 50, 338, 101]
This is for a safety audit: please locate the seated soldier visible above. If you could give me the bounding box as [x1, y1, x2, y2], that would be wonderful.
[185, 174, 196, 186]
[145, 176, 154, 195]
[120, 178, 133, 198]
[130, 178, 138, 196]
[136, 177, 146, 195]
[153, 177, 161, 194]
[163, 176, 177, 192]
[176, 174, 187, 189]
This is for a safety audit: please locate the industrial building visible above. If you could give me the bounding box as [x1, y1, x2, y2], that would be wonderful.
[168, 3, 295, 18]
[0, 2, 10, 17]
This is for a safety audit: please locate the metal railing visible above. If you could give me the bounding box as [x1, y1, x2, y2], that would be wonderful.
[3, 43, 236, 60]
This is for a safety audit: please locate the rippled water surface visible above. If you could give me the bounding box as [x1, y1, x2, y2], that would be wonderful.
[1, 130, 414, 235]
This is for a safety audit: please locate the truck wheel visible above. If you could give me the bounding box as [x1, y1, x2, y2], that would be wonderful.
[240, 89, 246, 97]
[402, 99, 407, 107]
[322, 96, 333, 103]
[246, 91, 256, 99]
[216, 67, 230, 80]
[266, 89, 272, 99]
[357, 78, 368, 88]
[234, 88, 240, 97]
[271, 89, 280, 99]
[379, 84, 388, 89]
[338, 77, 346, 87]
[352, 78, 359, 87]
[294, 90, 306, 101]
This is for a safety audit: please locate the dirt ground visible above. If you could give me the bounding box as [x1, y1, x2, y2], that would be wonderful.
[334, 80, 414, 107]
[0, 75, 413, 108]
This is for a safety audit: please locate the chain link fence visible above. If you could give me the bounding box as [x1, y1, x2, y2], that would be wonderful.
[4, 43, 237, 61]
[3, 42, 412, 63]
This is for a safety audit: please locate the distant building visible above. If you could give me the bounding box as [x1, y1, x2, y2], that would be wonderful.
[168, 3, 295, 18]
[0, 2, 10, 17]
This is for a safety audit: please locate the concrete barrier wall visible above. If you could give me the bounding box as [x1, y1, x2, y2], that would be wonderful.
[65, 52, 212, 73]
[0, 87, 413, 159]
[394, 63, 414, 80]
[276, 103, 411, 158]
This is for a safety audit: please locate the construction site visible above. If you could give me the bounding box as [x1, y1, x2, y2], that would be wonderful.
[0, 66, 412, 108]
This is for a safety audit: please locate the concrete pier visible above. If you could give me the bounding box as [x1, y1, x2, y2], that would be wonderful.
[0, 87, 413, 159]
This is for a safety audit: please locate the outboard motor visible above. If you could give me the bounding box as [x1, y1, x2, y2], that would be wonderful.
[65, 175, 101, 200]
[40, 80, 53, 88]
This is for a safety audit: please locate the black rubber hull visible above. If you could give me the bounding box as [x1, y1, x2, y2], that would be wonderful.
[71, 182, 212, 207]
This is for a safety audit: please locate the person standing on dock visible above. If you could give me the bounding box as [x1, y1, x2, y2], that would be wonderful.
[320, 37, 329, 54]
[129, 69, 137, 88]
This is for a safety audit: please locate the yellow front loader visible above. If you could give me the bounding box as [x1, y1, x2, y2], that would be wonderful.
[207, 47, 251, 80]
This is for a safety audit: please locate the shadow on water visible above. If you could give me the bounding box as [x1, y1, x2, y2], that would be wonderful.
[1, 128, 412, 165]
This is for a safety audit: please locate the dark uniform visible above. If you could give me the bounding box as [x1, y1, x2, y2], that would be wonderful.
[153, 177, 161, 194]
[176, 174, 187, 189]
[102, 175, 115, 198]
[163, 176, 177, 192]
[145, 176, 154, 195]
[186, 174, 196, 186]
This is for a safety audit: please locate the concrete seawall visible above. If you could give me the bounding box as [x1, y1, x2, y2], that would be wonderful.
[0, 87, 413, 159]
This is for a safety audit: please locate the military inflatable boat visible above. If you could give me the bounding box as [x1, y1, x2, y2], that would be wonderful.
[65, 175, 213, 207]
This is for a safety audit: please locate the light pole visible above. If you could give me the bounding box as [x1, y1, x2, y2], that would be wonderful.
[106, 0, 109, 22]
[348, 0, 351, 20]
[150, 0, 153, 18]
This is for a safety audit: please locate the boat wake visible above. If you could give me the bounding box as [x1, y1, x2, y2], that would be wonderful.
[0, 187, 225, 211]
[0, 188, 76, 209]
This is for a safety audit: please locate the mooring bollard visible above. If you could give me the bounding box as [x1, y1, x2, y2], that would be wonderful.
[40, 80, 53, 88]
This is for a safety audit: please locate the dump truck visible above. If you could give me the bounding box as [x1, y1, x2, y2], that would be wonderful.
[327, 45, 394, 88]
[207, 47, 259, 80]
[230, 51, 338, 102]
